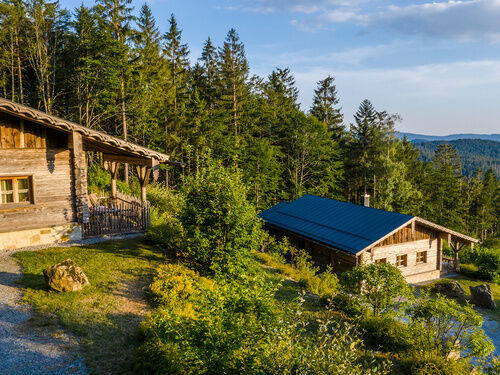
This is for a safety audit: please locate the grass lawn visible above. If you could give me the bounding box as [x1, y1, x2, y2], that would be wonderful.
[14, 237, 165, 375]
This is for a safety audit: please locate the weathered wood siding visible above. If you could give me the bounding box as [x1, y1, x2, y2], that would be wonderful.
[0, 113, 76, 232]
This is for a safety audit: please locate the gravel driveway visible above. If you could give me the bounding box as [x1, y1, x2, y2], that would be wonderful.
[0, 247, 87, 375]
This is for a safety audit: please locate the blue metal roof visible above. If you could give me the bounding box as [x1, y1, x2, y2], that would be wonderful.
[258, 195, 414, 255]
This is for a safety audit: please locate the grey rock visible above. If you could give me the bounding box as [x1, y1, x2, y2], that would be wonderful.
[470, 284, 496, 309]
[432, 280, 466, 299]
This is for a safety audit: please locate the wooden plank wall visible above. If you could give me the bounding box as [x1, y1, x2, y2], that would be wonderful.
[0, 113, 76, 232]
[374, 224, 432, 248]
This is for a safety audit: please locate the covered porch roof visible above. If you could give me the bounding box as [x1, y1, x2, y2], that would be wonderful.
[0, 97, 181, 167]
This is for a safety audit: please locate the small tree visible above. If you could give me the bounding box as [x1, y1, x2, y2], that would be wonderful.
[341, 263, 412, 316]
[179, 158, 261, 276]
[407, 292, 494, 360]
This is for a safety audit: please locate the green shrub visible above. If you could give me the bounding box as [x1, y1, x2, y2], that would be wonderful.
[476, 249, 500, 281]
[400, 356, 472, 375]
[179, 160, 262, 276]
[341, 263, 413, 316]
[359, 315, 412, 353]
[136, 264, 391, 375]
[330, 292, 365, 317]
[259, 237, 339, 299]
[407, 292, 494, 360]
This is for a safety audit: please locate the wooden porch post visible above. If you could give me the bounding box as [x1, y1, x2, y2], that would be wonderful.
[136, 165, 152, 202]
[69, 131, 89, 223]
[106, 161, 120, 198]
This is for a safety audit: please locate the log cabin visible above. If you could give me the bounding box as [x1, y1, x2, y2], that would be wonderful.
[259, 194, 478, 283]
[0, 98, 180, 250]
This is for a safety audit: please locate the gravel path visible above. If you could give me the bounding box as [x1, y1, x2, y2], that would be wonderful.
[0, 234, 142, 375]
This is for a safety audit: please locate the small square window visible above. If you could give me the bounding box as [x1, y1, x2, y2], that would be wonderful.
[0, 176, 32, 205]
[396, 254, 407, 267]
[417, 251, 427, 264]
[375, 258, 387, 264]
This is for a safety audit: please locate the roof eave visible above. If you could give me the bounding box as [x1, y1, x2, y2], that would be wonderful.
[0, 98, 175, 164]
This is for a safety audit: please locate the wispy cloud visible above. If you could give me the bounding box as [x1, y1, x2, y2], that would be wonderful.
[292, 59, 500, 133]
[304, 0, 500, 41]
[218, 0, 373, 14]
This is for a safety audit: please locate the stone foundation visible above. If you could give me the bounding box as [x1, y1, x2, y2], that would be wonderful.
[405, 269, 441, 284]
[0, 224, 82, 251]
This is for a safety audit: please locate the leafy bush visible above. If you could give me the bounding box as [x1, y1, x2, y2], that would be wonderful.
[359, 315, 412, 353]
[341, 263, 413, 316]
[330, 292, 365, 317]
[407, 292, 494, 360]
[179, 160, 262, 276]
[476, 248, 500, 281]
[136, 264, 391, 375]
[258, 237, 339, 299]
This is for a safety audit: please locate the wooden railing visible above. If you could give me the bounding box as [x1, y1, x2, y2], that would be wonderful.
[82, 192, 150, 238]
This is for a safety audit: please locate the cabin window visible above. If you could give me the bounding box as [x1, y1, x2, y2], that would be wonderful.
[0, 176, 32, 204]
[396, 254, 407, 267]
[375, 258, 387, 264]
[416, 251, 427, 264]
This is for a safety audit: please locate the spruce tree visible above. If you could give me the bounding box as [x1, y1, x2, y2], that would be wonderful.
[130, 3, 168, 149]
[199, 37, 217, 110]
[310, 75, 343, 138]
[163, 13, 190, 158]
[216, 28, 250, 163]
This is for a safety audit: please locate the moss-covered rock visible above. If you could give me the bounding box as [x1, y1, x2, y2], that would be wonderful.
[43, 259, 90, 292]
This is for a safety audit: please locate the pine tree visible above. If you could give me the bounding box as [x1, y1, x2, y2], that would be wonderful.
[163, 13, 189, 154]
[129, 4, 168, 149]
[25, 0, 68, 113]
[216, 28, 250, 163]
[310, 75, 343, 138]
[422, 144, 465, 230]
[0, 0, 26, 103]
[97, 0, 133, 180]
[199, 37, 217, 110]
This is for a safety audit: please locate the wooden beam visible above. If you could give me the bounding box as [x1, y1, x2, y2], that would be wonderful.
[103, 153, 153, 167]
[136, 165, 152, 202]
[411, 221, 415, 240]
[106, 161, 120, 197]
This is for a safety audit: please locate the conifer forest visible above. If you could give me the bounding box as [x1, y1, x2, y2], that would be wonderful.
[0, 0, 498, 241]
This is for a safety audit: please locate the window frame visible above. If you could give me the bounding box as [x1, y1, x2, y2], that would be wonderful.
[416, 251, 427, 264]
[0, 175, 34, 207]
[396, 254, 407, 267]
[375, 258, 387, 264]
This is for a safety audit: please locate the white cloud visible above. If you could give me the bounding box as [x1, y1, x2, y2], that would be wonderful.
[219, 0, 372, 14]
[311, 0, 500, 41]
[291, 60, 500, 134]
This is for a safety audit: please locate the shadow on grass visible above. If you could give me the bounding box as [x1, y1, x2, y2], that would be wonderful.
[28, 308, 146, 375]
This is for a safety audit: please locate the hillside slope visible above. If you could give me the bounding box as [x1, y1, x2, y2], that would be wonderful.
[413, 139, 500, 176]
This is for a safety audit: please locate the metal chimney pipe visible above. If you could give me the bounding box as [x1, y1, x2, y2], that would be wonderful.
[362, 194, 370, 207]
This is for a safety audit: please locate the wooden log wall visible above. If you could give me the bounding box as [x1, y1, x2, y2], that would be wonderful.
[0, 113, 76, 232]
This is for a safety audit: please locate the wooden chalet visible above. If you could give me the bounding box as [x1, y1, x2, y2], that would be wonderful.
[0, 98, 179, 250]
[259, 194, 478, 283]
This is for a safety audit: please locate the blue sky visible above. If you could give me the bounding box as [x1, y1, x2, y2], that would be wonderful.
[61, 0, 500, 135]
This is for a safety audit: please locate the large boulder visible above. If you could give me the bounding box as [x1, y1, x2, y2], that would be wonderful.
[43, 259, 90, 292]
[432, 280, 465, 299]
[470, 284, 496, 309]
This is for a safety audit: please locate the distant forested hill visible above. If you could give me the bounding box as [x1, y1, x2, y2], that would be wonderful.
[413, 139, 500, 177]
[397, 132, 500, 142]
